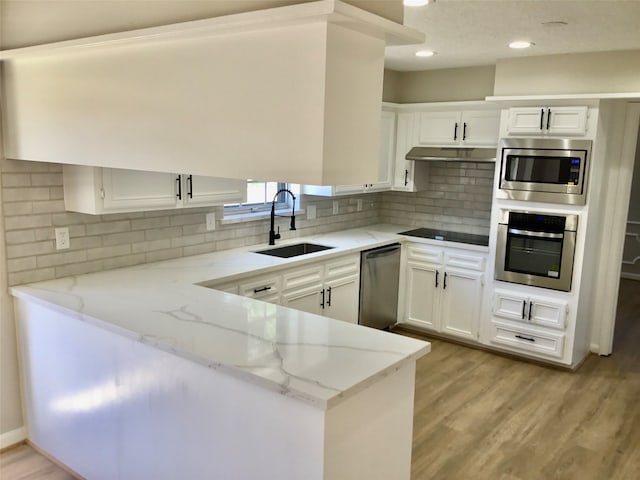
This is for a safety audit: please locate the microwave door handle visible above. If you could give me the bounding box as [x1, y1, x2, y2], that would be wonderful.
[507, 228, 564, 239]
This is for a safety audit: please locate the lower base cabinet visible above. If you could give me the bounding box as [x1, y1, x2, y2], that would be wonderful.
[488, 287, 570, 362]
[281, 255, 360, 323]
[400, 243, 486, 341]
[208, 254, 360, 324]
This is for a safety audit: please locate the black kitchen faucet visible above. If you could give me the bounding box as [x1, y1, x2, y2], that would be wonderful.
[268, 189, 296, 245]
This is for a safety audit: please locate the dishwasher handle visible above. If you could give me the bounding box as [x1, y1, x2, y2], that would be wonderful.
[363, 244, 400, 259]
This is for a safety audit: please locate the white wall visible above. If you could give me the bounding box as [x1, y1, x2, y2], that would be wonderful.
[494, 50, 640, 96]
[389, 66, 496, 103]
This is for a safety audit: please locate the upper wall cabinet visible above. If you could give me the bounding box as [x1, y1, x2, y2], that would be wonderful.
[63, 165, 246, 214]
[1, 1, 423, 187]
[506, 106, 589, 136]
[416, 109, 501, 147]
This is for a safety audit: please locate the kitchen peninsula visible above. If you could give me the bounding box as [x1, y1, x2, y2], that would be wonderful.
[11, 226, 430, 480]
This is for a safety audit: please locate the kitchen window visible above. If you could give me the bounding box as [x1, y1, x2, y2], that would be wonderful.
[223, 181, 300, 220]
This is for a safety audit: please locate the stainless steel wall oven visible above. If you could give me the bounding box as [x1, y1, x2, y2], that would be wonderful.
[497, 138, 592, 205]
[496, 210, 578, 292]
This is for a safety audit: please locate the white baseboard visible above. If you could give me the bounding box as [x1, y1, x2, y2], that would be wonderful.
[621, 272, 640, 281]
[0, 426, 27, 450]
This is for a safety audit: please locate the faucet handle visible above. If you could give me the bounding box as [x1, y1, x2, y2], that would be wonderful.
[275, 226, 281, 240]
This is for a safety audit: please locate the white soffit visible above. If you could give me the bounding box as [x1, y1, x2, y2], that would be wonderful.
[0, 0, 423, 59]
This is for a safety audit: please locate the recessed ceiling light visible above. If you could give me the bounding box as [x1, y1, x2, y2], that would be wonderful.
[415, 50, 435, 57]
[509, 41, 533, 49]
[404, 0, 430, 7]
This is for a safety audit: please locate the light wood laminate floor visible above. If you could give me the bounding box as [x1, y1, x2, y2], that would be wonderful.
[2, 279, 639, 480]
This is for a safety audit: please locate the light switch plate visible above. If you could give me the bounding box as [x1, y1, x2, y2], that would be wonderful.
[332, 200, 339, 215]
[307, 205, 317, 220]
[55, 227, 70, 250]
[206, 213, 216, 231]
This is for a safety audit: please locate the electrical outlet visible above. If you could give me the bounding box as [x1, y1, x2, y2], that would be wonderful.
[332, 200, 339, 215]
[307, 205, 317, 220]
[55, 227, 70, 250]
[357, 199, 363, 211]
[206, 212, 216, 231]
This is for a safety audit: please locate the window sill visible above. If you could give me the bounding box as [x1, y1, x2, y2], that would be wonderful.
[221, 208, 305, 225]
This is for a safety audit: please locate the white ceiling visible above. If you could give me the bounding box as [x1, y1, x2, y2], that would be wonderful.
[385, 0, 640, 71]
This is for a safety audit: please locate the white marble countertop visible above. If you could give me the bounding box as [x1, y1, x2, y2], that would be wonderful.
[10, 224, 485, 409]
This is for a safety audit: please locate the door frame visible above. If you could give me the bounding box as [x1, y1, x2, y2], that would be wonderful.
[595, 101, 640, 355]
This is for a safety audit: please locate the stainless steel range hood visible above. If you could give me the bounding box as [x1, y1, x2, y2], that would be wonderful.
[405, 146, 496, 162]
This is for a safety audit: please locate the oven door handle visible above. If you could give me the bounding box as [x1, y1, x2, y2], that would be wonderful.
[507, 228, 564, 239]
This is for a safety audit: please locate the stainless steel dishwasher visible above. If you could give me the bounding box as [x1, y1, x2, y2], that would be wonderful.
[358, 243, 401, 330]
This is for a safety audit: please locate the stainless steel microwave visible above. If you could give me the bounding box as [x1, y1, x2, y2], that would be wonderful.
[497, 138, 592, 205]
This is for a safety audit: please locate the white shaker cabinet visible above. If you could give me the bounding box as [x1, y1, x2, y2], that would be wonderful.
[281, 255, 360, 323]
[492, 289, 568, 330]
[416, 109, 500, 147]
[63, 165, 246, 214]
[400, 243, 486, 341]
[506, 106, 589, 136]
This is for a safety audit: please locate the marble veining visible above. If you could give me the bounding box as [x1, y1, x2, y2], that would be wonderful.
[11, 224, 437, 408]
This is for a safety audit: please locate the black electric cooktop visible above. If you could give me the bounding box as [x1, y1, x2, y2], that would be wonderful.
[399, 228, 489, 247]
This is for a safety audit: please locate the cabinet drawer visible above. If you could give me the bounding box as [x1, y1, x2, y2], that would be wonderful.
[444, 252, 486, 272]
[406, 244, 443, 265]
[490, 321, 565, 359]
[324, 254, 359, 279]
[239, 275, 280, 303]
[282, 265, 323, 291]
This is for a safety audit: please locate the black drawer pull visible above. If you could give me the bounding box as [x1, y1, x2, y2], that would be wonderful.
[515, 334, 535, 342]
[253, 286, 271, 294]
[521, 301, 526, 319]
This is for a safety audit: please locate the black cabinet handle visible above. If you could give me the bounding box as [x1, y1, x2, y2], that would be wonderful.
[435, 270, 439, 288]
[404, 169, 409, 186]
[321, 288, 325, 309]
[253, 286, 271, 294]
[187, 175, 193, 199]
[546, 108, 551, 130]
[176, 176, 182, 200]
[540, 108, 545, 130]
[462, 122, 467, 141]
[528, 301, 533, 321]
[522, 301, 526, 319]
[453, 122, 458, 140]
[515, 334, 536, 342]
[443, 272, 448, 290]
[326, 287, 332, 307]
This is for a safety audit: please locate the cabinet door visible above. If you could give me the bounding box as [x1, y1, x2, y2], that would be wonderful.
[281, 285, 323, 315]
[506, 107, 546, 135]
[392, 112, 416, 191]
[528, 295, 568, 330]
[102, 168, 180, 212]
[402, 260, 440, 331]
[546, 106, 588, 136]
[493, 289, 528, 322]
[439, 269, 483, 340]
[460, 110, 500, 146]
[325, 275, 359, 323]
[416, 111, 461, 146]
[367, 110, 395, 192]
[184, 175, 247, 207]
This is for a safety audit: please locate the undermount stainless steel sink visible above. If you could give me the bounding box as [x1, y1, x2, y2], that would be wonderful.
[255, 243, 334, 258]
